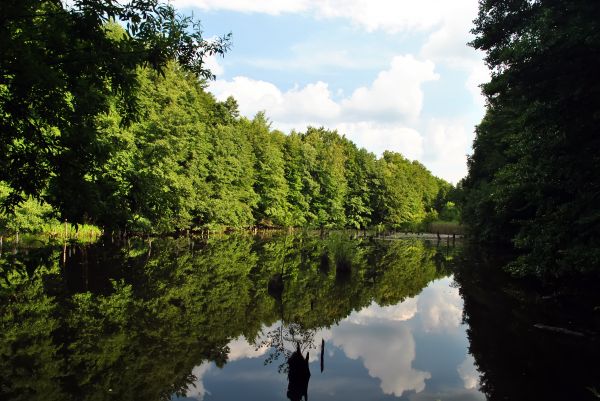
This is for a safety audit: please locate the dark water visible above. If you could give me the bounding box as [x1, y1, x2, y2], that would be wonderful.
[0, 234, 598, 401]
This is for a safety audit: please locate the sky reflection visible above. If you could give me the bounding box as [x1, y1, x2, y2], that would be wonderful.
[177, 276, 484, 401]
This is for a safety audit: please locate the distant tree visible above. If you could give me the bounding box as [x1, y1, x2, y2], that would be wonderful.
[374, 152, 426, 229]
[246, 113, 292, 227]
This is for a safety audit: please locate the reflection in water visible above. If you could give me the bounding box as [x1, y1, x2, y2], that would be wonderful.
[0, 234, 486, 401]
[188, 363, 212, 401]
[331, 304, 432, 397]
[457, 355, 479, 390]
[287, 343, 311, 401]
[454, 248, 600, 401]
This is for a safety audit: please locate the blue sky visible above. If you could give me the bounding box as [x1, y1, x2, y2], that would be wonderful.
[173, 0, 489, 182]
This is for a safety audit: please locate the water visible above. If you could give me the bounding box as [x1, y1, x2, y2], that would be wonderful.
[173, 275, 482, 401]
[0, 234, 598, 401]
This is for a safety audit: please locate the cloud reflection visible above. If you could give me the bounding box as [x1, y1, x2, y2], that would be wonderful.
[332, 302, 431, 397]
[417, 278, 463, 332]
[348, 297, 418, 324]
[228, 335, 270, 361]
[457, 354, 479, 390]
[187, 362, 212, 401]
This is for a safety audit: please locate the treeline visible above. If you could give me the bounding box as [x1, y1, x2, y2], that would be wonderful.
[1, 1, 457, 235]
[461, 0, 600, 278]
[1, 62, 457, 234]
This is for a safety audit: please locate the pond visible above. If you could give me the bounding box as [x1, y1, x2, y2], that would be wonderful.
[0, 234, 598, 401]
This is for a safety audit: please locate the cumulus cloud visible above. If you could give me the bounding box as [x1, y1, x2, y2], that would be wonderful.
[419, 1, 480, 68]
[457, 354, 480, 390]
[209, 76, 283, 117]
[348, 298, 419, 324]
[209, 55, 435, 124]
[334, 122, 424, 160]
[465, 63, 490, 110]
[332, 319, 431, 397]
[173, 0, 477, 34]
[186, 362, 212, 401]
[227, 335, 271, 361]
[417, 277, 463, 332]
[202, 54, 225, 77]
[420, 119, 472, 183]
[342, 56, 438, 122]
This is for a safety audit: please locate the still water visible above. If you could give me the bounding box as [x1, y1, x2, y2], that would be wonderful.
[1, 234, 598, 401]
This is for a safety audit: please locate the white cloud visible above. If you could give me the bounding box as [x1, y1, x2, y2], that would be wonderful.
[186, 362, 212, 400]
[332, 319, 431, 397]
[227, 336, 270, 361]
[210, 55, 435, 125]
[457, 354, 480, 390]
[209, 76, 283, 117]
[342, 56, 438, 122]
[335, 122, 424, 160]
[348, 298, 418, 323]
[203, 54, 224, 76]
[465, 63, 490, 110]
[174, 0, 477, 34]
[417, 277, 463, 332]
[421, 119, 473, 183]
[419, 1, 480, 69]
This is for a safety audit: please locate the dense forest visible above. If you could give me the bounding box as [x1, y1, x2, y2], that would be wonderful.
[461, 0, 600, 278]
[0, 0, 457, 236]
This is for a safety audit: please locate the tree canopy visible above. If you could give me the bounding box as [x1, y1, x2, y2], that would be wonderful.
[0, 0, 230, 212]
[461, 0, 600, 278]
[0, 1, 456, 235]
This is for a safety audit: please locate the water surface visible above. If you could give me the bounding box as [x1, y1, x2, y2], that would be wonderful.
[0, 234, 598, 401]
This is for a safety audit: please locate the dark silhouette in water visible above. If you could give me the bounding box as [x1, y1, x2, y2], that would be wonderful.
[268, 273, 284, 301]
[287, 343, 311, 401]
[320, 338, 325, 373]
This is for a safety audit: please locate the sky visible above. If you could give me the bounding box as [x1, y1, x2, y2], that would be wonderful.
[171, 0, 490, 183]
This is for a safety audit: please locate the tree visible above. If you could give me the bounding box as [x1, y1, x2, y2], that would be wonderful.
[245, 114, 292, 227]
[374, 152, 426, 229]
[463, 0, 600, 277]
[342, 141, 377, 229]
[0, 0, 230, 218]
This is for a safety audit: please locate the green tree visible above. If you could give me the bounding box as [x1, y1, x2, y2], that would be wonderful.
[245, 114, 292, 227]
[374, 152, 426, 229]
[201, 124, 258, 228]
[342, 141, 377, 229]
[0, 0, 230, 218]
[462, 0, 600, 277]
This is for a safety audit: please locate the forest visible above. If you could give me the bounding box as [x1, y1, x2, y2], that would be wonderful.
[461, 0, 600, 279]
[0, 0, 458, 237]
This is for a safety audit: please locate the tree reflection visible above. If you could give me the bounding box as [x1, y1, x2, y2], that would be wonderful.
[454, 247, 600, 401]
[0, 233, 448, 401]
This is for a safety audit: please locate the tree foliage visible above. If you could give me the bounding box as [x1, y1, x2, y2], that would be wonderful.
[461, 0, 600, 278]
[0, 0, 230, 215]
[0, 1, 455, 234]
